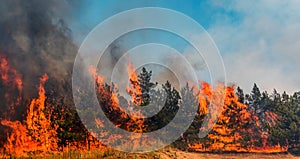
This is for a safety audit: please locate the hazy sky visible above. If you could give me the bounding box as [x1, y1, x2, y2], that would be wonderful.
[66, 0, 300, 94]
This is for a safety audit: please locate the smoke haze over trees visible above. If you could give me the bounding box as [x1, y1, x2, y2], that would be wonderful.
[0, 0, 299, 157]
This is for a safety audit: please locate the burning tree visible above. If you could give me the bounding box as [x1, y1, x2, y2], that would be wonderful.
[204, 86, 255, 152]
[267, 90, 300, 155]
[26, 74, 58, 151]
[0, 55, 23, 120]
[1, 73, 58, 157]
[0, 54, 298, 156]
[186, 83, 289, 153]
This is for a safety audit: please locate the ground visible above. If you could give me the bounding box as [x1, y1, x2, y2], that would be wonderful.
[158, 150, 299, 159]
[16, 148, 298, 159]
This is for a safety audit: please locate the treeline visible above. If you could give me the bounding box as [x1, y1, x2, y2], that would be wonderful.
[1, 67, 298, 155]
[71, 67, 299, 154]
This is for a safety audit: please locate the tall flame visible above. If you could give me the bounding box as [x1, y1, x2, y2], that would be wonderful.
[90, 65, 147, 150]
[126, 60, 142, 106]
[26, 74, 58, 152]
[0, 58, 290, 156]
[1, 74, 58, 157]
[188, 83, 288, 153]
[0, 55, 23, 116]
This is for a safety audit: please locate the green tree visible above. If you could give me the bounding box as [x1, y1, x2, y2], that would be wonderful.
[176, 84, 203, 149]
[248, 83, 262, 113]
[150, 81, 180, 130]
[269, 91, 300, 155]
[236, 86, 245, 104]
[137, 67, 156, 106]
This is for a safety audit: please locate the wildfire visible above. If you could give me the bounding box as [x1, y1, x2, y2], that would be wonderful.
[26, 74, 58, 152]
[89, 66, 104, 89]
[0, 55, 22, 92]
[265, 111, 278, 127]
[90, 65, 147, 151]
[89, 66, 126, 119]
[0, 120, 39, 157]
[124, 61, 146, 133]
[198, 82, 212, 115]
[0, 55, 23, 116]
[188, 83, 288, 153]
[0, 57, 290, 157]
[126, 60, 142, 106]
[1, 74, 57, 157]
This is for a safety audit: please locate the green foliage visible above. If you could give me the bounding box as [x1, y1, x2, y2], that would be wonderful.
[236, 86, 245, 104]
[49, 96, 88, 147]
[49, 68, 299, 155]
[268, 91, 300, 155]
[138, 67, 156, 106]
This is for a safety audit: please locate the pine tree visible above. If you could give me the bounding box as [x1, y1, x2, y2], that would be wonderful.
[154, 81, 180, 128]
[137, 67, 156, 106]
[204, 86, 254, 151]
[269, 91, 300, 155]
[249, 83, 262, 113]
[236, 86, 245, 104]
[178, 83, 203, 149]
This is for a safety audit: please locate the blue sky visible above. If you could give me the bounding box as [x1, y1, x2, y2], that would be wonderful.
[66, 0, 300, 93]
[68, 1, 241, 43]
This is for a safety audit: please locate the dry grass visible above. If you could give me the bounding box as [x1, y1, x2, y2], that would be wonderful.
[158, 149, 299, 159]
[2, 147, 299, 159]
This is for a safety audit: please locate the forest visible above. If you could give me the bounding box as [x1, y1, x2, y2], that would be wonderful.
[0, 62, 299, 157]
[0, 1, 298, 157]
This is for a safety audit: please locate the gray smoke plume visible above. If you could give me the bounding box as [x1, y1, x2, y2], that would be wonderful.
[0, 0, 78, 119]
[0, 0, 77, 96]
[0, 0, 208, 116]
[96, 42, 207, 91]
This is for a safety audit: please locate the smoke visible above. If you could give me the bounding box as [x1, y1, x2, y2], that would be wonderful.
[159, 46, 208, 89]
[95, 41, 208, 92]
[97, 42, 125, 83]
[0, 0, 209, 110]
[0, 0, 77, 112]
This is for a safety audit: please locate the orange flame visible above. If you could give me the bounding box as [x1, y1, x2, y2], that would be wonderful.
[198, 82, 212, 115]
[89, 66, 146, 150]
[0, 60, 288, 156]
[189, 83, 288, 153]
[265, 111, 278, 127]
[0, 55, 22, 92]
[89, 66, 104, 88]
[26, 74, 57, 152]
[126, 60, 142, 106]
[1, 74, 58, 157]
[0, 120, 38, 157]
[0, 55, 23, 116]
